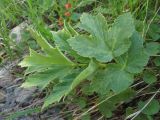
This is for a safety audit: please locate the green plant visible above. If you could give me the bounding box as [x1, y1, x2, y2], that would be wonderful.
[4, 107, 41, 120]
[0, 56, 2, 64]
[19, 12, 159, 119]
[0, 0, 26, 58]
[0, 0, 94, 59]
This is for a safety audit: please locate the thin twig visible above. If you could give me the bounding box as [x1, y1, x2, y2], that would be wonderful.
[74, 93, 116, 120]
[125, 88, 160, 120]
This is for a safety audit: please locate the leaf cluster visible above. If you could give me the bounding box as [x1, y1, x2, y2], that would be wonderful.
[19, 12, 160, 118]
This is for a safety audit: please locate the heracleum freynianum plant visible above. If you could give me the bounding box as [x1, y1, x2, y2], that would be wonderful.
[19, 12, 150, 110]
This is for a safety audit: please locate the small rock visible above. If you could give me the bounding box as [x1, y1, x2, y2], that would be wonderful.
[5, 95, 16, 108]
[6, 85, 17, 93]
[0, 103, 5, 107]
[0, 89, 6, 103]
[0, 116, 4, 120]
[17, 116, 35, 120]
[0, 103, 5, 111]
[14, 78, 23, 84]
[48, 118, 64, 120]
[14, 87, 37, 104]
[10, 22, 28, 44]
[41, 107, 64, 120]
[0, 68, 13, 87]
[1, 108, 13, 113]
[0, 60, 19, 87]
[5, 85, 17, 108]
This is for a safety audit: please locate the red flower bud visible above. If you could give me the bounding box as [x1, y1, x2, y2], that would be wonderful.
[58, 17, 63, 26]
[65, 3, 72, 9]
[64, 12, 71, 17]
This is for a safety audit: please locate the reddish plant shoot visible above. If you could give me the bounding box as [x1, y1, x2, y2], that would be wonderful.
[64, 12, 71, 17]
[65, 3, 72, 9]
[58, 17, 63, 26]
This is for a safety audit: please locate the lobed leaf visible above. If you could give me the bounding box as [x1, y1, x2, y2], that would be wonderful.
[22, 66, 72, 89]
[92, 64, 133, 93]
[138, 99, 160, 115]
[42, 60, 97, 109]
[27, 28, 73, 65]
[145, 42, 160, 56]
[42, 81, 71, 109]
[52, 29, 71, 52]
[19, 49, 73, 67]
[42, 72, 78, 109]
[143, 70, 157, 84]
[117, 32, 149, 73]
[52, 29, 89, 63]
[64, 21, 78, 36]
[68, 13, 135, 62]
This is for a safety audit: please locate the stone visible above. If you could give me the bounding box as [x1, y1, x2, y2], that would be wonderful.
[47, 118, 64, 120]
[5, 85, 17, 108]
[0, 67, 13, 87]
[17, 116, 35, 120]
[0, 103, 5, 110]
[10, 22, 28, 44]
[0, 116, 4, 120]
[40, 107, 64, 120]
[0, 103, 5, 107]
[5, 93, 16, 108]
[14, 87, 37, 104]
[0, 60, 19, 87]
[0, 89, 6, 103]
